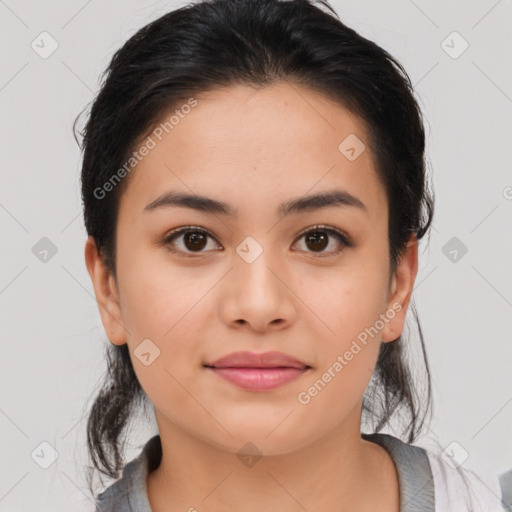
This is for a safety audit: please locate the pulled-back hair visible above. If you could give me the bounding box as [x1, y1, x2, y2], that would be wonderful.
[75, 0, 435, 497]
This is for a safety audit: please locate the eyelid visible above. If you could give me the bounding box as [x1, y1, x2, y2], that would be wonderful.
[165, 225, 214, 237]
[295, 224, 351, 242]
[163, 225, 219, 245]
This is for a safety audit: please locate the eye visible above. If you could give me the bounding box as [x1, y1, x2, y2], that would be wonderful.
[292, 225, 353, 256]
[161, 224, 353, 258]
[162, 226, 221, 256]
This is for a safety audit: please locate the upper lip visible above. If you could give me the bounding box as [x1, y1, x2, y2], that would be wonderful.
[204, 351, 310, 369]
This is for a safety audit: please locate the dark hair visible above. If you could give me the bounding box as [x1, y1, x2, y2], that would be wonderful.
[76, 0, 436, 497]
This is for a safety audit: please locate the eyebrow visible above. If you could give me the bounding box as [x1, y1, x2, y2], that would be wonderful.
[144, 189, 367, 217]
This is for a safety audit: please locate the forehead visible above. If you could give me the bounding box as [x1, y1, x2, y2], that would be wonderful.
[119, 82, 387, 222]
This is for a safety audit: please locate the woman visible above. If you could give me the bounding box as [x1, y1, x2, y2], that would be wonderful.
[77, 0, 504, 510]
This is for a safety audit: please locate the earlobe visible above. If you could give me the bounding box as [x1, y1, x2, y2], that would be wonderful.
[84, 236, 127, 346]
[381, 234, 419, 343]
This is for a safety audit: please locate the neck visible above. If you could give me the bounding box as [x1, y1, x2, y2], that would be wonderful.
[146, 406, 399, 512]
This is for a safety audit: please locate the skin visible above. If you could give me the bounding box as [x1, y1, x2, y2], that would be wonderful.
[85, 82, 418, 512]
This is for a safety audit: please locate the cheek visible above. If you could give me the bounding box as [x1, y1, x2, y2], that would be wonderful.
[297, 265, 388, 399]
[116, 252, 220, 394]
[117, 262, 209, 410]
[295, 278, 386, 419]
[117, 247, 209, 340]
[295, 348, 375, 436]
[302, 264, 389, 343]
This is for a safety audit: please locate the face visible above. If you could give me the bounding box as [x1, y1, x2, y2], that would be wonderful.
[86, 82, 417, 456]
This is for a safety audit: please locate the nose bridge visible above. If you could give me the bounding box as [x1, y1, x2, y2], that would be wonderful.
[234, 233, 282, 292]
[219, 232, 297, 330]
[223, 245, 295, 331]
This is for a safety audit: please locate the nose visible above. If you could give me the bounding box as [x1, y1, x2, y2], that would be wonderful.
[219, 243, 298, 333]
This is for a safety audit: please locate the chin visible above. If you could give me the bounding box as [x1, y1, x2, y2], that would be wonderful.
[202, 423, 315, 458]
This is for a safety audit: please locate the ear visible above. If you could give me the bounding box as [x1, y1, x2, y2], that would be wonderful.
[84, 236, 127, 345]
[381, 234, 419, 343]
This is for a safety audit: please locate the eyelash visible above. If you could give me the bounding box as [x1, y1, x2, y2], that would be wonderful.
[161, 224, 354, 258]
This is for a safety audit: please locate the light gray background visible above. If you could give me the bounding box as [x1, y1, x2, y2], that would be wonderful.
[1, 0, 511, 510]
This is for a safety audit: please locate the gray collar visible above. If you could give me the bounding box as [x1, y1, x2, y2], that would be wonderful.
[362, 432, 435, 512]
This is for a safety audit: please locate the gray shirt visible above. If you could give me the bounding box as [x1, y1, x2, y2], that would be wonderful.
[500, 468, 512, 511]
[94, 432, 437, 512]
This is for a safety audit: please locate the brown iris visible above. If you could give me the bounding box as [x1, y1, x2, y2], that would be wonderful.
[304, 231, 329, 252]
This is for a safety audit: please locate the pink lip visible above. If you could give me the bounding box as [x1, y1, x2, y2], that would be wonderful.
[204, 351, 311, 391]
[205, 350, 309, 369]
[208, 367, 308, 391]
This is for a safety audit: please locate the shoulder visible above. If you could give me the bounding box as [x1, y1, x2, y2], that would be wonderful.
[363, 432, 435, 511]
[94, 435, 161, 512]
[363, 432, 505, 512]
[500, 467, 512, 510]
[424, 448, 505, 512]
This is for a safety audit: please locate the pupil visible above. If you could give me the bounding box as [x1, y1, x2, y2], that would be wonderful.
[185, 231, 207, 251]
[306, 231, 327, 251]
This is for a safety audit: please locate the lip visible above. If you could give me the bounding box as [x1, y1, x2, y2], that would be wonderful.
[207, 367, 309, 391]
[203, 351, 311, 391]
[205, 350, 310, 369]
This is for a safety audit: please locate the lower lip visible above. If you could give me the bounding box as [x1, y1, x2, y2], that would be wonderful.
[207, 367, 308, 391]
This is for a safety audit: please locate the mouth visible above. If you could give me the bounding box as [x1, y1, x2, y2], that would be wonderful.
[203, 351, 312, 391]
[203, 363, 311, 369]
